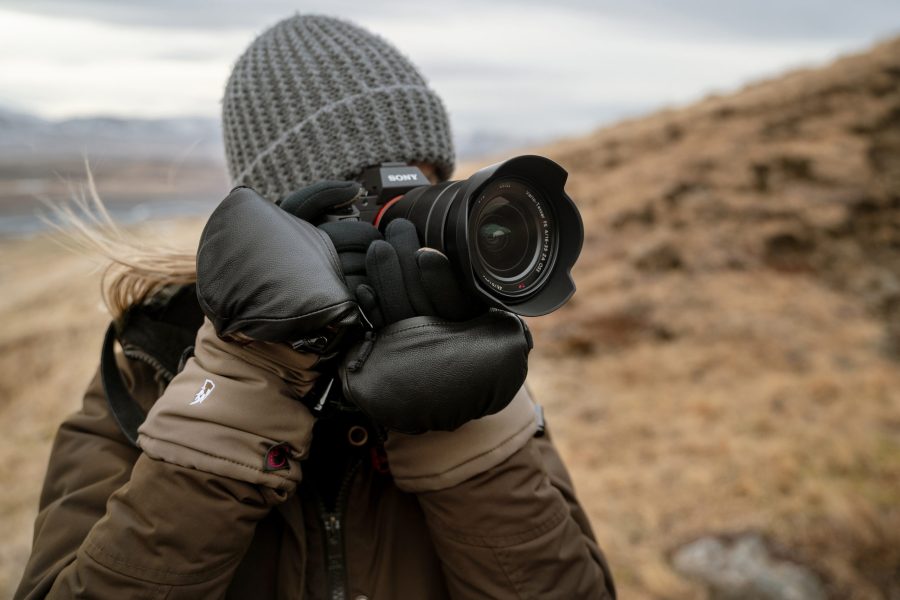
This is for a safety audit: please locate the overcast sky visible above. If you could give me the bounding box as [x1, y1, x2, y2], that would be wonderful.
[1, 1, 898, 141]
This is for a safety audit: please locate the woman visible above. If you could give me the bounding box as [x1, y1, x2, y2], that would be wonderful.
[16, 15, 615, 599]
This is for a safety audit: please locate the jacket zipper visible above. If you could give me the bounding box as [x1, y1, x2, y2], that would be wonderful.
[318, 459, 361, 600]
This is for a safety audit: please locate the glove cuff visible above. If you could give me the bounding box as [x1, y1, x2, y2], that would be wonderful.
[137, 320, 317, 492]
[384, 386, 539, 492]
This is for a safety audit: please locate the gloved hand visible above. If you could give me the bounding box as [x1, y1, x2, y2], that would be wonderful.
[339, 218, 533, 434]
[279, 180, 383, 294]
[354, 216, 480, 328]
[196, 185, 360, 343]
[138, 185, 359, 491]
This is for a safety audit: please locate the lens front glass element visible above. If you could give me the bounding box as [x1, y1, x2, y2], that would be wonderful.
[476, 197, 535, 276]
[469, 179, 556, 298]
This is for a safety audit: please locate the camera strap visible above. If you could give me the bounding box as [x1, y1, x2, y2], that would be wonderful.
[99, 284, 205, 447]
[100, 322, 146, 446]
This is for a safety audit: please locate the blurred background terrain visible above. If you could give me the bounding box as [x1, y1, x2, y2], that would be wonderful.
[1, 2, 900, 599]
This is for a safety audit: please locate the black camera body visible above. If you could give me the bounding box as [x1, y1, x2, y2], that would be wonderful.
[323, 155, 583, 317]
[319, 162, 430, 223]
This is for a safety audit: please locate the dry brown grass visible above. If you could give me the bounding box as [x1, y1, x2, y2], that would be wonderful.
[2, 37, 900, 599]
[528, 274, 900, 598]
[507, 36, 900, 598]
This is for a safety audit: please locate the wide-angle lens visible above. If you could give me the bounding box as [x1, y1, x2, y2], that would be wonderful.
[475, 197, 534, 276]
[468, 178, 555, 299]
[371, 155, 582, 316]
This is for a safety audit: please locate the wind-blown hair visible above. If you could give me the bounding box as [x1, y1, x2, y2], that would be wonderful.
[45, 163, 197, 319]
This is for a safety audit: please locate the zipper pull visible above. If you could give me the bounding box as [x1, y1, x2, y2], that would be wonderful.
[324, 514, 341, 535]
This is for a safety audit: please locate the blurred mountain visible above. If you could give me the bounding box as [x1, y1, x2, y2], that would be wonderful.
[0, 108, 230, 235]
[0, 105, 528, 166]
[0, 105, 534, 235]
[454, 129, 541, 161]
[0, 107, 225, 161]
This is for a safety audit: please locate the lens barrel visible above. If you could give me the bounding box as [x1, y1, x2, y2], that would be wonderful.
[377, 155, 583, 316]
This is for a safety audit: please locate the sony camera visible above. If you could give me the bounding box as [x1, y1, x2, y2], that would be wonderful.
[322, 155, 583, 317]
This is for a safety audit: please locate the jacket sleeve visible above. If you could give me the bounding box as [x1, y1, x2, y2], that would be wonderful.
[384, 390, 616, 600]
[15, 354, 293, 600]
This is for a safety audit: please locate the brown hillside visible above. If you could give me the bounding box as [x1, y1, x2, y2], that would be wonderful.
[522, 36, 900, 599]
[535, 36, 900, 353]
[1, 38, 899, 599]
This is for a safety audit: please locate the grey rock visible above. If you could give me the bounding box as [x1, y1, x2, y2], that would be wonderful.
[672, 533, 827, 600]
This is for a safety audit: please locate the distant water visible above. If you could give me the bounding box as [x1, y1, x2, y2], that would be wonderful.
[0, 198, 220, 239]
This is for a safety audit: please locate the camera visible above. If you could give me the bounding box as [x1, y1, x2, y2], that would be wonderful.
[323, 155, 583, 317]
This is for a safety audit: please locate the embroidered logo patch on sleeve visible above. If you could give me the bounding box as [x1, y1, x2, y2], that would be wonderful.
[190, 379, 216, 405]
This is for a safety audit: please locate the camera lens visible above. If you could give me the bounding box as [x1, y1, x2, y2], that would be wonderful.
[469, 179, 555, 298]
[475, 198, 534, 276]
[371, 155, 582, 316]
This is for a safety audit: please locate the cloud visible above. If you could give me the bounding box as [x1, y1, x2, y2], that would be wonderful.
[3, 0, 900, 41]
[0, 0, 400, 30]
[502, 0, 900, 41]
[0, 2, 895, 143]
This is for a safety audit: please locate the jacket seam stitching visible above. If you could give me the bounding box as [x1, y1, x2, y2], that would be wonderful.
[431, 501, 569, 548]
[381, 321, 476, 337]
[491, 545, 529, 599]
[491, 545, 527, 599]
[197, 344, 317, 375]
[224, 299, 357, 327]
[84, 539, 239, 583]
[139, 436, 296, 488]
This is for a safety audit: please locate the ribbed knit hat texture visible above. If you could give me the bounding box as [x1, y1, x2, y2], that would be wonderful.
[222, 15, 455, 202]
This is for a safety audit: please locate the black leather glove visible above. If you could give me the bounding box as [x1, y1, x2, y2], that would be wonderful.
[278, 181, 382, 293]
[196, 185, 358, 345]
[339, 218, 533, 434]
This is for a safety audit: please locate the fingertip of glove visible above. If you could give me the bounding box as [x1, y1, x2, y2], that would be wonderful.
[384, 217, 414, 234]
[415, 247, 450, 267]
[366, 238, 395, 260]
[319, 220, 383, 247]
[384, 218, 420, 248]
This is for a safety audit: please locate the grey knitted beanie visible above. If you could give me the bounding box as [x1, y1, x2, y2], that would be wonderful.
[222, 14, 455, 202]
